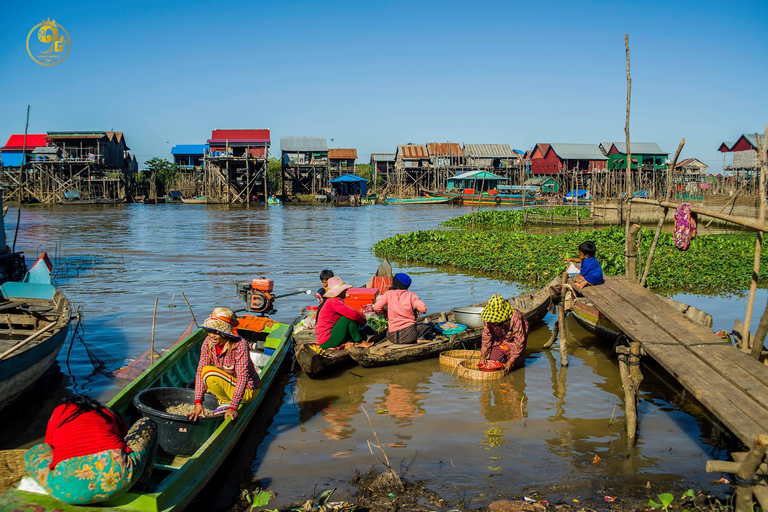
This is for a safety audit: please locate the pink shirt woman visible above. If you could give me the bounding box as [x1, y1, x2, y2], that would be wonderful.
[373, 273, 428, 344]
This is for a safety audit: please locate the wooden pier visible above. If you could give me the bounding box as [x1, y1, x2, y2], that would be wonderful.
[578, 276, 768, 511]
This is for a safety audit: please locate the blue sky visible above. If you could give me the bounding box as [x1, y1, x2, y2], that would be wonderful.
[1, 0, 766, 170]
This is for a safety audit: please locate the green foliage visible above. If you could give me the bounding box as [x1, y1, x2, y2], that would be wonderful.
[141, 158, 179, 196]
[372, 226, 768, 294]
[441, 207, 591, 228]
[267, 158, 282, 194]
[649, 492, 675, 511]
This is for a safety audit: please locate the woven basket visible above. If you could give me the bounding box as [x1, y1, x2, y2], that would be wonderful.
[456, 360, 504, 381]
[439, 350, 481, 368]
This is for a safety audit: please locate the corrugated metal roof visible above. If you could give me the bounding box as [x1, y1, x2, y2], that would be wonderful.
[329, 174, 367, 183]
[1, 134, 48, 150]
[609, 142, 667, 155]
[328, 148, 357, 160]
[397, 144, 429, 159]
[449, 170, 506, 180]
[281, 136, 327, 152]
[718, 141, 736, 151]
[371, 153, 396, 162]
[427, 142, 462, 156]
[743, 134, 759, 148]
[675, 158, 708, 169]
[32, 146, 61, 154]
[171, 144, 208, 155]
[47, 131, 106, 140]
[463, 144, 516, 158]
[549, 144, 607, 161]
[210, 129, 270, 143]
[525, 177, 556, 185]
[599, 142, 613, 155]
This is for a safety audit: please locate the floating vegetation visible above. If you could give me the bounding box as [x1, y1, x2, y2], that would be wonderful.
[373, 226, 768, 294]
[441, 206, 591, 228]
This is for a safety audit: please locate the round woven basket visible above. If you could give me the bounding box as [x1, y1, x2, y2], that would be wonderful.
[439, 350, 481, 368]
[456, 359, 504, 381]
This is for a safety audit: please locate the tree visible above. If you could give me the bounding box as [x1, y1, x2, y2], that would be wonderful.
[141, 158, 179, 197]
[267, 158, 282, 194]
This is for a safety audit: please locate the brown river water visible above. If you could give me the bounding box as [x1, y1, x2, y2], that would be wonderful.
[2, 202, 764, 509]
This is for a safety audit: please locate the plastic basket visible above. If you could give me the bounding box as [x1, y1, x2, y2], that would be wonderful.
[436, 322, 467, 337]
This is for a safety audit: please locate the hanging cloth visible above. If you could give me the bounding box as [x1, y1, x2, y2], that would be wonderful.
[673, 203, 697, 251]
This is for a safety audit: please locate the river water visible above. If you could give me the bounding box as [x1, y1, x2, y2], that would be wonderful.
[4, 203, 764, 508]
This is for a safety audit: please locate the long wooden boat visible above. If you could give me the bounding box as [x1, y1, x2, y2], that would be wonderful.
[426, 190, 539, 206]
[571, 295, 713, 342]
[143, 197, 167, 205]
[0, 253, 71, 413]
[385, 195, 458, 205]
[181, 196, 208, 204]
[0, 315, 293, 512]
[292, 260, 393, 379]
[61, 198, 126, 205]
[347, 277, 557, 368]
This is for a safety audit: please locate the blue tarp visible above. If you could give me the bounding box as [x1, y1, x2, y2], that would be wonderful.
[330, 174, 368, 196]
[171, 144, 208, 155]
[633, 190, 650, 198]
[0, 151, 24, 167]
[564, 189, 590, 199]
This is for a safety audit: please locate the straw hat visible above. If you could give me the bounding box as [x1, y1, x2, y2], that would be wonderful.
[481, 295, 513, 324]
[202, 307, 239, 337]
[323, 276, 353, 298]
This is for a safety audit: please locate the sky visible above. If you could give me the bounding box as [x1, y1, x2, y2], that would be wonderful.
[1, 0, 766, 171]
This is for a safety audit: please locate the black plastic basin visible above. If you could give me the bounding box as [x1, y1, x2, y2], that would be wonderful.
[133, 387, 222, 456]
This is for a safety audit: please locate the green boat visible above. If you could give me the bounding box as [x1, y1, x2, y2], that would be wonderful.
[0, 313, 293, 512]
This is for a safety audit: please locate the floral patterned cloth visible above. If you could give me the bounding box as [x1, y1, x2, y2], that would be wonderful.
[673, 203, 697, 251]
[480, 309, 528, 369]
[24, 418, 157, 504]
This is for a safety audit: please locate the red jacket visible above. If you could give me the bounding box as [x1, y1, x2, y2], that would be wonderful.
[315, 297, 365, 345]
[45, 403, 128, 469]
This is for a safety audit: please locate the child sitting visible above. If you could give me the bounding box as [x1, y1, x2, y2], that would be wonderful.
[565, 241, 604, 289]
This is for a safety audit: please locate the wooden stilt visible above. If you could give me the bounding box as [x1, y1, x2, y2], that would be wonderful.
[625, 223, 641, 281]
[557, 271, 568, 367]
[707, 435, 768, 512]
[616, 341, 643, 444]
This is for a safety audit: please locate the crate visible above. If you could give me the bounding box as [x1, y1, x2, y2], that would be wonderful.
[343, 287, 378, 313]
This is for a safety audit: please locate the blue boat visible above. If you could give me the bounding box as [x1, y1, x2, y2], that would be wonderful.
[0, 252, 72, 412]
[563, 189, 593, 205]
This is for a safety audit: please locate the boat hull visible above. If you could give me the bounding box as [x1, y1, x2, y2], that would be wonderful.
[385, 195, 458, 205]
[427, 191, 538, 205]
[347, 278, 556, 368]
[293, 330, 355, 378]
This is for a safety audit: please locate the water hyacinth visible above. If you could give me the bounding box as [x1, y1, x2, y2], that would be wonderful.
[373, 226, 768, 294]
[441, 207, 591, 228]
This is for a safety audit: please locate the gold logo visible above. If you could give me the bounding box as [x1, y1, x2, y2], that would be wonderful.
[27, 19, 70, 66]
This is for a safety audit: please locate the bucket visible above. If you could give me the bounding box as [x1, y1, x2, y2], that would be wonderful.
[133, 388, 222, 456]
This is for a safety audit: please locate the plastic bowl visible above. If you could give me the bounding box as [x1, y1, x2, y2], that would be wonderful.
[133, 387, 222, 456]
[436, 322, 468, 337]
[477, 361, 504, 372]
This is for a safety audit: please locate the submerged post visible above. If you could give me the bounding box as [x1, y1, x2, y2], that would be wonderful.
[558, 271, 569, 366]
[616, 340, 643, 444]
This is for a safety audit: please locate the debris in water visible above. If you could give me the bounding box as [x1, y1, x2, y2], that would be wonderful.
[605, 496, 616, 502]
[523, 496, 535, 502]
[719, 478, 731, 484]
[593, 454, 601, 463]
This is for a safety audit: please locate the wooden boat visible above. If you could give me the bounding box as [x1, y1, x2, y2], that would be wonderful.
[143, 197, 167, 205]
[61, 197, 126, 205]
[0, 253, 71, 413]
[347, 277, 557, 368]
[426, 190, 538, 206]
[292, 260, 393, 379]
[0, 314, 294, 512]
[385, 195, 459, 205]
[181, 196, 208, 204]
[571, 295, 713, 342]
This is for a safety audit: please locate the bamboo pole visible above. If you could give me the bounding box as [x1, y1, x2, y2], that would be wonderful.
[626, 224, 641, 282]
[181, 291, 198, 327]
[150, 297, 158, 366]
[742, 129, 767, 352]
[750, 128, 768, 359]
[639, 139, 686, 287]
[623, 34, 633, 275]
[0, 322, 57, 360]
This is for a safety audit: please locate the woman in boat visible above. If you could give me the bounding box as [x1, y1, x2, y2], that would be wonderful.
[373, 272, 429, 344]
[24, 395, 157, 504]
[314, 276, 372, 350]
[189, 307, 260, 422]
[480, 294, 528, 374]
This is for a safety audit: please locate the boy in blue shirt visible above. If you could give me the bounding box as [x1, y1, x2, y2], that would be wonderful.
[565, 241, 604, 289]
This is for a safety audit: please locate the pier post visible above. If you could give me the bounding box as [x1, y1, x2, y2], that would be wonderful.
[616, 340, 643, 444]
[625, 223, 641, 281]
[558, 271, 569, 366]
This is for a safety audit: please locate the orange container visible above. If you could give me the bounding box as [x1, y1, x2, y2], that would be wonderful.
[251, 279, 274, 292]
[464, 188, 474, 194]
[343, 287, 378, 313]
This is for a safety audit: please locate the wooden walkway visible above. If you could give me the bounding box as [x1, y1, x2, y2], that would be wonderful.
[580, 276, 768, 447]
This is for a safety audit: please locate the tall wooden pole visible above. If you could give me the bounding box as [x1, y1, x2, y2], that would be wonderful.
[623, 34, 633, 277]
[749, 127, 768, 359]
[12, 105, 30, 252]
[742, 127, 767, 352]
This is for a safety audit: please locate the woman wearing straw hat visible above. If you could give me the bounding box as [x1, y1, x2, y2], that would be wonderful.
[315, 276, 372, 350]
[480, 295, 528, 375]
[188, 307, 260, 422]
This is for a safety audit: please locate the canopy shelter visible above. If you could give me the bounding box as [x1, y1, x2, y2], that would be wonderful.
[329, 174, 367, 196]
[447, 170, 509, 192]
[563, 189, 591, 199]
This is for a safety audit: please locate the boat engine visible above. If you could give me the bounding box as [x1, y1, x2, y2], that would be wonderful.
[236, 279, 275, 315]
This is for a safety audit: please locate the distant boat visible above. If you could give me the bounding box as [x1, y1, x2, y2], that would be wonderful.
[166, 190, 183, 202]
[61, 190, 126, 205]
[385, 195, 459, 205]
[181, 196, 208, 204]
[143, 197, 166, 204]
[426, 190, 538, 205]
[267, 196, 281, 205]
[562, 190, 592, 205]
